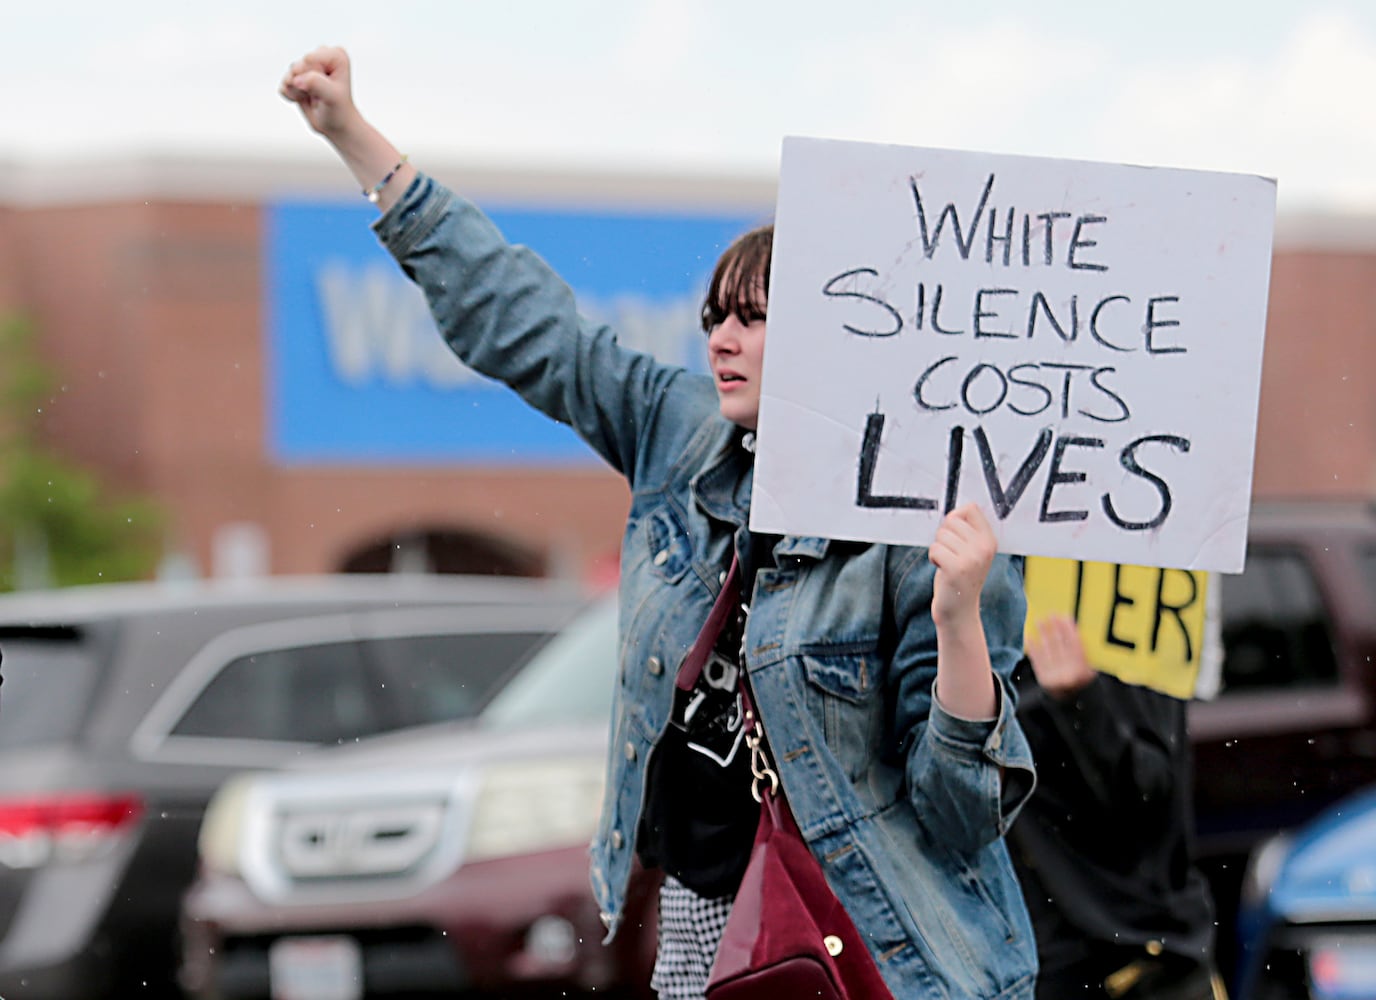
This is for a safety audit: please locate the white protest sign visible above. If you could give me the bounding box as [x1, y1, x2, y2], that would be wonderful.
[750, 137, 1276, 573]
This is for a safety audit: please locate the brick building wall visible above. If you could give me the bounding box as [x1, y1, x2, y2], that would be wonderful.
[1253, 227, 1376, 499]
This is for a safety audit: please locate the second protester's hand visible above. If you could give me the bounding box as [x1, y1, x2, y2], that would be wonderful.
[1026, 614, 1097, 700]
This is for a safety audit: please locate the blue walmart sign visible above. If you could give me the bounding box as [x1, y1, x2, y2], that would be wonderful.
[266, 197, 763, 464]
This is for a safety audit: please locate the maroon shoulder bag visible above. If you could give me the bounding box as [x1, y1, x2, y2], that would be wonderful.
[674, 557, 893, 1000]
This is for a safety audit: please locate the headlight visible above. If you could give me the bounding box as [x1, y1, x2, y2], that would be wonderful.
[465, 758, 605, 863]
[1240, 831, 1293, 911]
[197, 774, 261, 876]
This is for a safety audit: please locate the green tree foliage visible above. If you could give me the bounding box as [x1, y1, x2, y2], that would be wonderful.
[0, 315, 162, 590]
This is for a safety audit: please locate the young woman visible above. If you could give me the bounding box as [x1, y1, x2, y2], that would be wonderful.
[281, 46, 1038, 1000]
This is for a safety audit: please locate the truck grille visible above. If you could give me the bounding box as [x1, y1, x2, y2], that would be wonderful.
[276, 800, 447, 878]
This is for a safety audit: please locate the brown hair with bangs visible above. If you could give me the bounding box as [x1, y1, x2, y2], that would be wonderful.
[700, 223, 774, 333]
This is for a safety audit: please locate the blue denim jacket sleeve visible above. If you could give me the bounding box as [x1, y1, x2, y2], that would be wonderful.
[892, 549, 1035, 851]
[370, 175, 711, 479]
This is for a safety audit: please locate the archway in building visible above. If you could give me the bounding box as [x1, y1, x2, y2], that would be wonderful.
[337, 528, 546, 578]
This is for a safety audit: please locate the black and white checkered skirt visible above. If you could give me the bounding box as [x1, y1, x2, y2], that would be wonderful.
[650, 875, 735, 1000]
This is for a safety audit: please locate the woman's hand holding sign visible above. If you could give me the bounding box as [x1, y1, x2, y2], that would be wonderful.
[929, 503, 1000, 720]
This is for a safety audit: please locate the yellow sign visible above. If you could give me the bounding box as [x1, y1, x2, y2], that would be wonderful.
[1023, 558, 1213, 700]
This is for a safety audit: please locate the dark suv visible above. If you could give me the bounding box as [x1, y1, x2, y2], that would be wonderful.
[1190, 501, 1376, 980]
[0, 574, 587, 999]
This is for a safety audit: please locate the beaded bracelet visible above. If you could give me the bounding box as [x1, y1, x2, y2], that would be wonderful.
[364, 155, 408, 204]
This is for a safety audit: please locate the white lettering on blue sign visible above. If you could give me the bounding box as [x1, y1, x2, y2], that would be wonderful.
[314, 262, 481, 388]
[313, 262, 707, 388]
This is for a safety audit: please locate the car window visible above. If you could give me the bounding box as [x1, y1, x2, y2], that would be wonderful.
[480, 599, 618, 730]
[171, 640, 382, 745]
[366, 630, 551, 726]
[0, 631, 102, 749]
[1217, 547, 1339, 694]
[1360, 545, 1376, 606]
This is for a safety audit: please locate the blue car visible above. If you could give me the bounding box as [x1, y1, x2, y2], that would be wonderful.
[1235, 785, 1376, 999]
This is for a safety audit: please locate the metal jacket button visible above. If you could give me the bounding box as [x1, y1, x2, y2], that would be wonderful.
[653, 549, 669, 566]
[647, 656, 663, 676]
[624, 742, 637, 762]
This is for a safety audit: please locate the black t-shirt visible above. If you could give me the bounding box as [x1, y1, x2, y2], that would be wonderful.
[637, 596, 758, 898]
[637, 532, 778, 899]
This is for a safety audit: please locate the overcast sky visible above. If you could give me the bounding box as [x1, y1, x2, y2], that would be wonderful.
[4, 1, 1373, 212]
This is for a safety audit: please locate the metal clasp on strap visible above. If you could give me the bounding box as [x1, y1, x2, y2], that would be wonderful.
[745, 711, 779, 803]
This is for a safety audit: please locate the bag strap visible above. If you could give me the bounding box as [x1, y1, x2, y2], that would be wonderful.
[675, 555, 743, 692]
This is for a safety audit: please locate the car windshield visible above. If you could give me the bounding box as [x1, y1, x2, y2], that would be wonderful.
[0, 630, 104, 749]
[478, 597, 618, 731]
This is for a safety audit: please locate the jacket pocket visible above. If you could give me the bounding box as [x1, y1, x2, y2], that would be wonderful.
[641, 507, 692, 583]
[800, 650, 882, 781]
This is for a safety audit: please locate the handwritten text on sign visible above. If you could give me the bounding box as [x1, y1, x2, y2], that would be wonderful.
[750, 138, 1276, 572]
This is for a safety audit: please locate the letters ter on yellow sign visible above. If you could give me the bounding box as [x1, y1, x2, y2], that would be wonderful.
[1023, 558, 1212, 700]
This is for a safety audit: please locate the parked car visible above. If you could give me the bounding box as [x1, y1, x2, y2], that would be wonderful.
[179, 596, 659, 1000]
[1233, 784, 1376, 1000]
[0, 574, 588, 999]
[1190, 500, 1376, 981]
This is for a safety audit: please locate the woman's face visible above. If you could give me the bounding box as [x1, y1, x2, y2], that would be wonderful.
[706, 281, 767, 430]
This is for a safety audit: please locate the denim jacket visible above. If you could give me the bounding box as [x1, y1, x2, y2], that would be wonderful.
[374, 175, 1039, 999]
